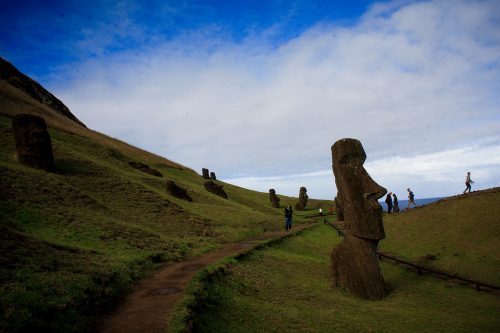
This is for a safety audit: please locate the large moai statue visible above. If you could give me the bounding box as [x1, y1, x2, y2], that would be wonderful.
[210, 172, 216, 180]
[330, 138, 387, 300]
[295, 186, 308, 210]
[202, 168, 210, 179]
[269, 189, 280, 208]
[12, 114, 54, 171]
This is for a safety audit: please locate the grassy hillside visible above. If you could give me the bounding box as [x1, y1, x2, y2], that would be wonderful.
[1, 61, 332, 332]
[0, 108, 327, 332]
[190, 224, 500, 333]
[380, 188, 500, 286]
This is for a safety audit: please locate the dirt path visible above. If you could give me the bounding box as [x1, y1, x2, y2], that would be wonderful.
[96, 224, 313, 333]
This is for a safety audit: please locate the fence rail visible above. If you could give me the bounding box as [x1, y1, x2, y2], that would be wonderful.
[327, 222, 500, 293]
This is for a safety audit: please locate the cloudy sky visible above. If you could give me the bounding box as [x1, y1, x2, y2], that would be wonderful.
[2, 0, 499, 199]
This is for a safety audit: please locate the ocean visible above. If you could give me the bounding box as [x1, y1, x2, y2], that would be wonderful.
[380, 197, 444, 212]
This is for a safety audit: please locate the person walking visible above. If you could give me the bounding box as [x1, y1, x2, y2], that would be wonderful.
[407, 188, 417, 208]
[392, 193, 400, 213]
[463, 171, 474, 194]
[284, 204, 293, 232]
[385, 192, 393, 214]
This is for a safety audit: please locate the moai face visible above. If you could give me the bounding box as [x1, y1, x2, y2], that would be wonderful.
[332, 139, 386, 240]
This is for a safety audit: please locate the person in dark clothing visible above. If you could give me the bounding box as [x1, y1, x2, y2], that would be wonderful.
[392, 193, 400, 213]
[463, 171, 474, 194]
[385, 192, 393, 214]
[284, 204, 293, 231]
[407, 188, 417, 208]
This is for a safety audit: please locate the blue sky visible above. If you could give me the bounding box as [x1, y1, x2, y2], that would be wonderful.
[1, 0, 500, 199]
[1, 0, 374, 79]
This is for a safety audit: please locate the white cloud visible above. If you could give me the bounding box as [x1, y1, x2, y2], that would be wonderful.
[54, 0, 500, 199]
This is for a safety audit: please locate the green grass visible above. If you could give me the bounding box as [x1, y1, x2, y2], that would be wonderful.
[380, 191, 500, 286]
[192, 224, 500, 333]
[168, 225, 320, 333]
[3, 97, 498, 333]
[0, 114, 329, 332]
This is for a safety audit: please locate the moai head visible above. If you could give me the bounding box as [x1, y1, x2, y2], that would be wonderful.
[12, 114, 54, 171]
[295, 186, 308, 210]
[204, 181, 228, 199]
[269, 189, 280, 208]
[210, 171, 216, 180]
[332, 138, 386, 240]
[202, 168, 210, 179]
[166, 180, 192, 202]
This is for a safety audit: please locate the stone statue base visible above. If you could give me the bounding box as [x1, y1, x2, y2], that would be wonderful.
[330, 234, 385, 300]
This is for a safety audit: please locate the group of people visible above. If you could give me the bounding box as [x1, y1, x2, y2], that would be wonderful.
[284, 172, 476, 230]
[384, 172, 475, 214]
[384, 188, 417, 214]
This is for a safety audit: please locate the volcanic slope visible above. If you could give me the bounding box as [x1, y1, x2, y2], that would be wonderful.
[380, 188, 500, 287]
[0, 58, 326, 332]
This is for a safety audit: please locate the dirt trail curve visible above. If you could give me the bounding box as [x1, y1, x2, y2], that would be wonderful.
[96, 224, 313, 333]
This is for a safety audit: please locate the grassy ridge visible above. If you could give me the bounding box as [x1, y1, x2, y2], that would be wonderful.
[380, 189, 500, 286]
[0, 113, 327, 332]
[193, 224, 500, 333]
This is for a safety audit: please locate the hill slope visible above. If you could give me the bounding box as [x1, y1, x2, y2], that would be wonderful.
[0, 59, 326, 332]
[0, 57, 85, 127]
[177, 191, 500, 332]
[380, 188, 500, 286]
[189, 224, 500, 333]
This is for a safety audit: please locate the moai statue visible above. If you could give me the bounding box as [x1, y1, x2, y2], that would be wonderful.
[202, 168, 210, 179]
[334, 196, 344, 221]
[204, 181, 228, 199]
[166, 180, 192, 202]
[128, 161, 163, 177]
[295, 186, 308, 210]
[330, 138, 387, 300]
[210, 172, 216, 180]
[12, 114, 54, 171]
[269, 189, 281, 208]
